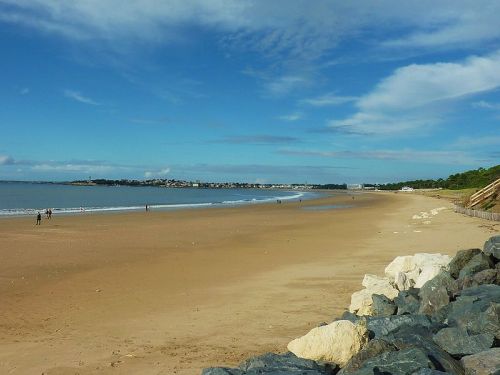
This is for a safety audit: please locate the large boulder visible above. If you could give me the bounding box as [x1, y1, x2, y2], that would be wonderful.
[349, 275, 398, 316]
[447, 285, 500, 339]
[448, 249, 482, 279]
[385, 253, 452, 291]
[342, 347, 433, 375]
[202, 352, 336, 375]
[394, 289, 421, 315]
[458, 253, 494, 280]
[339, 339, 396, 374]
[366, 314, 432, 339]
[483, 235, 500, 261]
[371, 294, 396, 316]
[419, 271, 457, 315]
[460, 348, 500, 375]
[433, 327, 494, 357]
[240, 352, 336, 374]
[382, 326, 465, 375]
[287, 320, 368, 367]
[458, 268, 498, 289]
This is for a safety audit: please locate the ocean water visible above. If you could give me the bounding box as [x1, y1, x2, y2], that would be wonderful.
[0, 182, 319, 216]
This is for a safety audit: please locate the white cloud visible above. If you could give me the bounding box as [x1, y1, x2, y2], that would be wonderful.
[265, 75, 309, 96]
[3, 1, 499, 61]
[144, 168, 170, 178]
[0, 155, 15, 165]
[330, 50, 500, 135]
[301, 93, 357, 107]
[472, 100, 500, 110]
[280, 148, 481, 165]
[452, 135, 500, 149]
[277, 112, 302, 121]
[63, 89, 100, 105]
[19, 87, 30, 95]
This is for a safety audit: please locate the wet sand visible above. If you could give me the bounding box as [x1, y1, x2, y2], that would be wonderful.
[0, 192, 497, 374]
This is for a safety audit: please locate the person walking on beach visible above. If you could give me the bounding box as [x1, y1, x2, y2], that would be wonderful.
[36, 212, 42, 225]
[48, 208, 52, 219]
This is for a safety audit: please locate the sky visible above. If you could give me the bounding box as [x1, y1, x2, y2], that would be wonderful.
[0, 0, 499, 184]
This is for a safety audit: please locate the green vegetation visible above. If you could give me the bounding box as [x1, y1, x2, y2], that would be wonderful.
[378, 165, 500, 190]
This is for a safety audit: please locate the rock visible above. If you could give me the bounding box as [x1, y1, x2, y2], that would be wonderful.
[202, 368, 244, 375]
[415, 265, 446, 288]
[203, 352, 336, 375]
[395, 289, 421, 315]
[339, 311, 359, 323]
[382, 326, 465, 375]
[239, 352, 336, 374]
[483, 235, 500, 261]
[458, 253, 494, 280]
[447, 285, 500, 339]
[459, 269, 498, 289]
[366, 314, 432, 339]
[385, 253, 452, 291]
[460, 348, 500, 375]
[371, 294, 396, 316]
[410, 369, 450, 375]
[340, 339, 396, 374]
[287, 320, 368, 367]
[343, 347, 433, 375]
[349, 275, 399, 315]
[419, 271, 457, 315]
[449, 249, 482, 279]
[433, 327, 494, 357]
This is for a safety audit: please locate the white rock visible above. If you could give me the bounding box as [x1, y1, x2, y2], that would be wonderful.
[349, 289, 374, 316]
[385, 253, 452, 291]
[384, 255, 416, 280]
[349, 275, 398, 315]
[414, 265, 446, 288]
[287, 320, 368, 366]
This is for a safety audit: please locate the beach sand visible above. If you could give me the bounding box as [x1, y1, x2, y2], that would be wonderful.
[0, 192, 498, 374]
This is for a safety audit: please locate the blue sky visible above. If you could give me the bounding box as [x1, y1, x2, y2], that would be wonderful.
[0, 1, 499, 183]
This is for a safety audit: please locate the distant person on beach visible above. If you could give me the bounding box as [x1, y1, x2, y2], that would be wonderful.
[145, 204, 149, 212]
[45, 208, 49, 218]
[36, 212, 41, 225]
[48, 208, 52, 219]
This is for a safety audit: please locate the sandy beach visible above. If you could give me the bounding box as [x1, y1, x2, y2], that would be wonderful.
[0, 192, 498, 375]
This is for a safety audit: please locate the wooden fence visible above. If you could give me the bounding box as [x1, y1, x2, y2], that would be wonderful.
[467, 178, 500, 208]
[454, 205, 500, 221]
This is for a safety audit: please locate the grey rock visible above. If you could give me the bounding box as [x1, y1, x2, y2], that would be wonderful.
[382, 326, 465, 374]
[458, 253, 494, 280]
[419, 272, 457, 315]
[459, 269, 498, 289]
[202, 368, 244, 375]
[449, 249, 482, 279]
[433, 327, 494, 357]
[411, 369, 450, 375]
[340, 339, 397, 374]
[460, 348, 500, 375]
[431, 304, 452, 325]
[395, 288, 421, 315]
[483, 235, 500, 261]
[447, 285, 500, 338]
[203, 352, 337, 375]
[346, 347, 433, 375]
[367, 314, 432, 339]
[240, 352, 336, 374]
[339, 311, 359, 323]
[371, 294, 397, 316]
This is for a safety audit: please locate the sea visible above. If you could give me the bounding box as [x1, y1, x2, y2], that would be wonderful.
[0, 182, 321, 216]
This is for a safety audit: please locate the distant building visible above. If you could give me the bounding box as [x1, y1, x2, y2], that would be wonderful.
[347, 184, 363, 190]
[400, 186, 414, 192]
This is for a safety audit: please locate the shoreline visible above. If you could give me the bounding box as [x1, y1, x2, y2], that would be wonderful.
[0, 187, 327, 218]
[0, 192, 497, 374]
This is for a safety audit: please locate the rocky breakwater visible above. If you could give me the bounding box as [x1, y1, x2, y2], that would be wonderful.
[201, 235, 500, 375]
